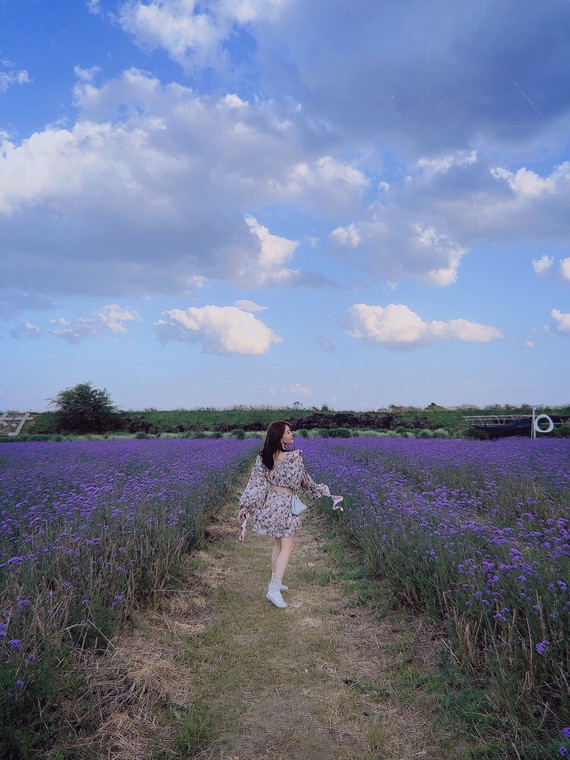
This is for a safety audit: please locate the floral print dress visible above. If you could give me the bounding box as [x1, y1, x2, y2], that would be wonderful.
[239, 450, 331, 538]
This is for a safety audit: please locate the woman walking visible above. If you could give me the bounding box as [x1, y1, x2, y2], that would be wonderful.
[238, 421, 343, 609]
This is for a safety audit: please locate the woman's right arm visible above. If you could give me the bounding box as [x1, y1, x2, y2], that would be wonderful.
[238, 456, 267, 519]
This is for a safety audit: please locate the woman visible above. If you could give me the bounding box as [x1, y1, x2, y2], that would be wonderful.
[238, 421, 343, 609]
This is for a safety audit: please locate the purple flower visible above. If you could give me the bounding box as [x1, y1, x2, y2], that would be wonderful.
[535, 640, 550, 655]
[559, 747, 568, 757]
[562, 728, 570, 739]
[8, 639, 21, 650]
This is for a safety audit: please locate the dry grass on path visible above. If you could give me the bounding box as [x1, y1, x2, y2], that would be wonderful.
[79, 498, 465, 760]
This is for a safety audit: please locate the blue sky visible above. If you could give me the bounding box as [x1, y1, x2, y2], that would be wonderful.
[1, 0, 569, 412]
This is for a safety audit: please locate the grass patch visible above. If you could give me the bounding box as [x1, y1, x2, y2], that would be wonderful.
[169, 700, 221, 758]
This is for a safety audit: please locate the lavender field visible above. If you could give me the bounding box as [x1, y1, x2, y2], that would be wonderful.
[300, 436, 570, 751]
[1, 435, 569, 755]
[0, 437, 258, 752]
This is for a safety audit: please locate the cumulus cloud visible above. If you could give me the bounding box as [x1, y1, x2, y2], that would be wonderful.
[326, 152, 570, 289]
[532, 255, 570, 282]
[532, 255, 554, 274]
[330, 215, 466, 287]
[550, 308, 570, 335]
[3, 4, 570, 321]
[330, 223, 361, 248]
[154, 304, 281, 353]
[48, 318, 100, 343]
[233, 299, 267, 312]
[345, 303, 503, 349]
[0, 68, 366, 308]
[97, 304, 141, 333]
[417, 150, 477, 176]
[241, 215, 299, 284]
[0, 64, 29, 93]
[118, 0, 284, 70]
[48, 304, 140, 343]
[119, 0, 226, 69]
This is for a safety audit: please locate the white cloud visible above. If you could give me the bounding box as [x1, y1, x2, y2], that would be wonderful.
[551, 308, 570, 335]
[532, 254, 554, 274]
[48, 303, 140, 342]
[418, 149, 477, 176]
[49, 318, 100, 343]
[118, 0, 284, 70]
[490, 166, 556, 198]
[0, 65, 29, 93]
[560, 258, 570, 281]
[245, 215, 298, 272]
[330, 223, 361, 248]
[97, 304, 141, 333]
[119, 1, 225, 69]
[483, 162, 570, 240]
[233, 299, 267, 312]
[413, 224, 465, 286]
[346, 303, 503, 349]
[74, 65, 102, 82]
[278, 156, 368, 214]
[1, 69, 364, 308]
[154, 304, 281, 353]
[330, 217, 466, 287]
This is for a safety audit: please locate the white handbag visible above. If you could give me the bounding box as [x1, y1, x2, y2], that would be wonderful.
[291, 494, 307, 516]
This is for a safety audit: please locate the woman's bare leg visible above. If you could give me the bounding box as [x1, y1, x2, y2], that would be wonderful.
[274, 535, 295, 581]
[271, 538, 281, 575]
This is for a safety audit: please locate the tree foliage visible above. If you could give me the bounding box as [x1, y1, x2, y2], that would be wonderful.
[50, 382, 120, 433]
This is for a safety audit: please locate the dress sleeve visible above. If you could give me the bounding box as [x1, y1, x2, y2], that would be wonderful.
[238, 455, 268, 516]
[299, 454, 331, 501]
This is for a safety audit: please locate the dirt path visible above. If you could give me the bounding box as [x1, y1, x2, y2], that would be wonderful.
[95, 495, 463, 760]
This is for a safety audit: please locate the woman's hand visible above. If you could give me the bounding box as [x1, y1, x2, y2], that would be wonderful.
[331, 495, 344, 511]
[238, 507, 248, 522]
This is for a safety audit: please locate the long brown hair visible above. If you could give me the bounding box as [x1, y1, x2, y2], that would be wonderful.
[260, 420, 291, 470]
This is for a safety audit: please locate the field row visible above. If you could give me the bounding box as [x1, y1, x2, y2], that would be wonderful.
[300, 437, 569, 757]
[0, 438, 259, 756]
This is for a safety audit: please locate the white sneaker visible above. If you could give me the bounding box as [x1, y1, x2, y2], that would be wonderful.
[271, 579, 288, 591]
[266, 588, 287, 608]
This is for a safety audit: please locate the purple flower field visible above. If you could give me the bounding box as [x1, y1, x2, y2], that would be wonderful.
[300, 436, 569, 741]
[0, 437, 258, 722]
[1, 434, 568, 750]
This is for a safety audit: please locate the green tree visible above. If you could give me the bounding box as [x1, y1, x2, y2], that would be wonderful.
[50, 382, 120, 433]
